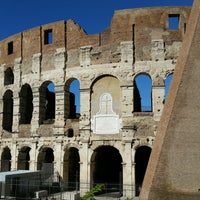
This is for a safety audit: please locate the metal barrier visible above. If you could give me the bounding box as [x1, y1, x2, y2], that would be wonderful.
[4, 178, 137, 200]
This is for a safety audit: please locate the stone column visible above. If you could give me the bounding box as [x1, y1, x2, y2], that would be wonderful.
[0, 65, 4, 132]
[122, 141, 134, 198]
[0, 66, 4, 133]
[151, 39, 165, 61]
[12, 90, 20, 133]
[79, 137, 90, 196]
[31, 86, 40, 135]
[131, 148, 136, 197]
[30, 53, 41, 134]
[54, 48, 66, 73]
[14, 57, 21, 86]
[79, 88, 91, 131]
[121, 85, 133, 117]
[53, 139, 63, 175]
[32, 53, 41, 80]
[12, 58, 21, 133]
[121, 41, 134, 64]
[54, 84, 65, 135]
[80, 46, 92, 67]
[29, 141, 38, 171]
[11, 142, 18, 170]
[152, 85, 165, 121]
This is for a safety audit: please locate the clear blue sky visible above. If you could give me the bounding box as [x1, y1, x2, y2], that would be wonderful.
[1, 0, 194, 113]
[0, 0, 193, 40]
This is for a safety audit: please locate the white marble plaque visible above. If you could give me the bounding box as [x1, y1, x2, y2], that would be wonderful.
[91, 93, 121, 134]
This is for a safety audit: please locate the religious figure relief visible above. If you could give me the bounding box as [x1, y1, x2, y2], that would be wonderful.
[91, 93, 122, 134]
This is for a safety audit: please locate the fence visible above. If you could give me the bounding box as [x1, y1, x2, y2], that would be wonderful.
[3, 173, 138, 200]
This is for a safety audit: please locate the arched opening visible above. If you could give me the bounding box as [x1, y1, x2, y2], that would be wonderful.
[19, 84, 33, 124]
[4, 68, 14, 86]
[37, 147, 54, 175]
[64, 79, 80, 119]
[91, 146, 123, 196]
[134, 74, 152, 112]
[1, 147, 11, 172]
[135, 146, 151, 196]
[39, 81, 55, 124]
[91, 75, 121, 134]
[164, 73, 173, 101]
[63, 147, 80, 191]
[17, 147, 31, 170]
[65, 129, 74, 138]
[3, 90, 13, 132]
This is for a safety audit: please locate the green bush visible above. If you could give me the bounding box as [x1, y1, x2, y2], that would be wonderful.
[81, 184, 105, 200]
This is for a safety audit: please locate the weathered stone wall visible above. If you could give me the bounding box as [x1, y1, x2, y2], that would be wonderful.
[0, 6, 191, 198]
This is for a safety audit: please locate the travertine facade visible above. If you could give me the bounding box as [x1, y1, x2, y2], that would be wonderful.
[0, 6, 191, 199]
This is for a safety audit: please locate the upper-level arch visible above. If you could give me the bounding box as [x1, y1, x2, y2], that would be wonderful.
[4, 67, 14, 86]
[2, 90, 13, 132]
[39, 81, 55, 125]
[17, 146, 31, 170]
[133, 73, 152, 112]
[64, 78, 80, 120]
[37, 147, 54, 173]
[91, 75, 122, 134]
[19, 84, 33, 124]
[91, 75, 121, 115]
[1, 147, 11, 172]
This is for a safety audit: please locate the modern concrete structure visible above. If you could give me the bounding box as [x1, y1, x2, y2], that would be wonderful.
[0, 6, 191, 199]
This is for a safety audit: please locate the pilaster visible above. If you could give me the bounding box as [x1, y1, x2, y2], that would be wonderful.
[54, 84, 65, 135]
[152, 85, 165, 121]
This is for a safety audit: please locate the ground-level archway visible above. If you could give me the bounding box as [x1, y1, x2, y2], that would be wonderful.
[1, 147, 11, 172]
[17, 146, 31, 170]
[63, 147, 80, 191]
[37, 147, 54, 175]
[135, 146, 151, 196]
[91, 146, 123, 196]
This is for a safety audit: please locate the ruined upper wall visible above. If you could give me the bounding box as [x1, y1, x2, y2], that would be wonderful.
[0, 6, 191, 68]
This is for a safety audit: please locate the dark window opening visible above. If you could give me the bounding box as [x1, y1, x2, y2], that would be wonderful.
[19, 84, 33, 124]
[1, 147, 11, 172]
[4, 68, 14, 85]
[8, 41, 13, 55]
[133, 80, 141, 112]
[135, 146, 151, 196]
[64, 79, 80, 120]
[17, 147, 31, 170]
[91, 146, 123, 197]
[63, 148, 80, 191]
[184, 23, 187, 33]
[168, 14, 180, 30]
[37, 148, 54, 173]
[66, 129, 74, 138]
[3, 90, 13, 132]
[39, 82, 55, 125]
[44, 29, 53, 45]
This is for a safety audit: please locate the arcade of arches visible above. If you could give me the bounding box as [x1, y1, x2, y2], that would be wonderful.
[0, 144, 151, 197]
[0, 72, 172, 198]
[0, 5, 190, 198]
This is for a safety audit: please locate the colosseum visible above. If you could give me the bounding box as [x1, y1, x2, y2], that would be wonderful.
[0, 5, 191, 200]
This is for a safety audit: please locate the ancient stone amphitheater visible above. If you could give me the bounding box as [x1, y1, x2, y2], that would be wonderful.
[0, 6, 191, 199]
